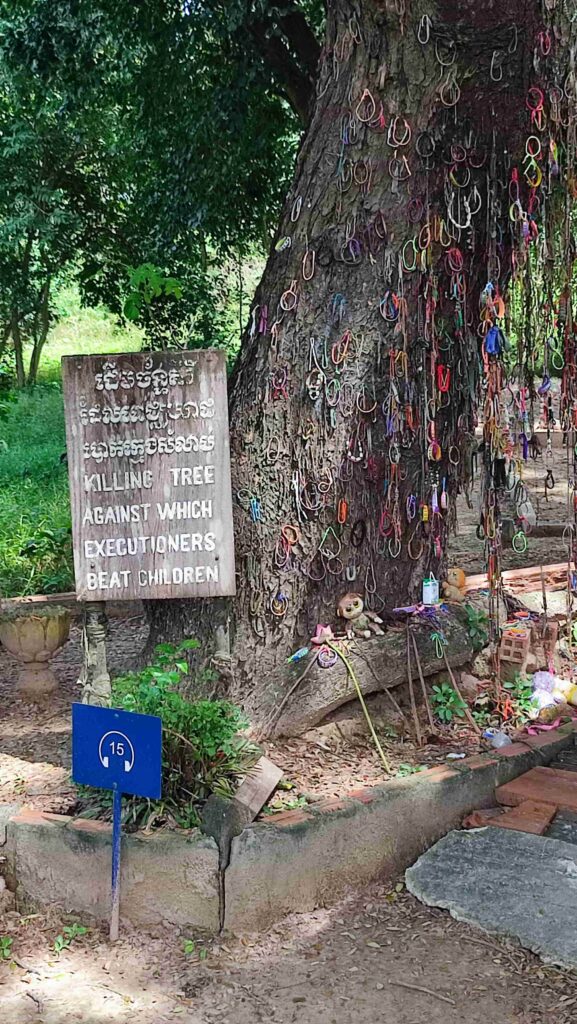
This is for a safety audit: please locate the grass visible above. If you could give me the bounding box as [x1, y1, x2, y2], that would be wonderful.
[34, 284, 143, 384]
[0, 386, 73, 596]
[0, 288, 143, 597]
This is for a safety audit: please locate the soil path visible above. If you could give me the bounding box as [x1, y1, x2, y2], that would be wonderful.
[450, 436, 569, 574]
[0, 615, 148, 812]
[1, 886, 575, 1024]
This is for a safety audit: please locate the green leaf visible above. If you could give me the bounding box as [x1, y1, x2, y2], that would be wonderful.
[123, 294, 142, 321]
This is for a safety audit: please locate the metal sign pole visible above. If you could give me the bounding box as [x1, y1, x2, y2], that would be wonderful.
[110, 784, 122, 942]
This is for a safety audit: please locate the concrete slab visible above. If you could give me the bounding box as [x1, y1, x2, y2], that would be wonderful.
[406, 828, 577, 969]
[546, 810, 577, 846]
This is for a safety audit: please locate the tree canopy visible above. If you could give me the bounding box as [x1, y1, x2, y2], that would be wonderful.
[0, 1, 323, 374]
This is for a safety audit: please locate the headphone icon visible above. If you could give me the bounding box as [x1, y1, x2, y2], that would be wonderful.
[98, 731, 135, 774]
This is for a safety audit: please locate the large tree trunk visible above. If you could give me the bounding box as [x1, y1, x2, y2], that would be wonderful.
[146, 0, 576, 732]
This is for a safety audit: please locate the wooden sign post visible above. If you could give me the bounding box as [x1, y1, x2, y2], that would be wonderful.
[62, 349, 236, 701]
[62, 349, 236, 602]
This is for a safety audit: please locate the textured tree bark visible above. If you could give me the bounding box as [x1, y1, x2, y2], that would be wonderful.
[11, 311, 25, 389]
[146, 0, 576, 733]
[269, 611, 473, 737]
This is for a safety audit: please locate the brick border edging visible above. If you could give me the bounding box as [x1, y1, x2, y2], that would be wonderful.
[1, 724, 574, 934]
[222, 724, 575, 931]
[244, 729, 574, 829]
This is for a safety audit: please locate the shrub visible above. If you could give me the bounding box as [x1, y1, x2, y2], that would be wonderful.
[464, 603, 489, 651]
[77, 641, 261, 830]
[502, 673, 536, 726]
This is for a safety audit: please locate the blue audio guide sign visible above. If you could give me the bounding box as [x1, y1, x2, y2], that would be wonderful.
[72, 703, 162, 799]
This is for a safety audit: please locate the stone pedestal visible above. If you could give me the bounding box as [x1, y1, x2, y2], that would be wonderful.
[0, 607, 71, 699]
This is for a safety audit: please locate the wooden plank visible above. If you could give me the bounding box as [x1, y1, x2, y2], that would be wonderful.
[233, 757, 284, 820]
[464, 562, 570, 595]
[62, 350, 235, 602]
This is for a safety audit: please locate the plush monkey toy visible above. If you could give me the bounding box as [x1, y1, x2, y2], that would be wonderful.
[336, 592, 385, 639]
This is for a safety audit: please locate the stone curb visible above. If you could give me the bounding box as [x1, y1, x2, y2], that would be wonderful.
[4, 809, 221, 932]
[222, 724, 574, 931]
[1, 724, 573, 934]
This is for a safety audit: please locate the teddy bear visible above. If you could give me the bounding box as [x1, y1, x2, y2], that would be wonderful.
[442, 567, 466, 603]
[336, 592, 385, 639]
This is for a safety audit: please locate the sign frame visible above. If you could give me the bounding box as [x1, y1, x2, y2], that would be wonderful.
[72, 703, 162, 799]
[62, 349, 236, 602]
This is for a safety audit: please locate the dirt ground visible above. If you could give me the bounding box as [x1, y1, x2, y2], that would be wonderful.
[450, 434, 569, 574]
[1, 883, 576, 1024]
[0, 634, 480, 815]
[262, 715, 479, 810]
[1, 436, 576, 1021]
[0, 615, 149, 815]
[0, 600, 480, 816]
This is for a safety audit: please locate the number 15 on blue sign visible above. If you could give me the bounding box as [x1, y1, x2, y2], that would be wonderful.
[72, 703, 162, 799]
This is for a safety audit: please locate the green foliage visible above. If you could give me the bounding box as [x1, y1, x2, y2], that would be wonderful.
[0, 1, 319, 366]
[471, 674, 536, 728]
[472, 706, 492, 728]
[464, 604, 489, 651]
[503, 673, 536, 726]
[183, 938, 208, 960]
[0, 385, 73, 596]
[431, 682, 467, 724]
[395, 763, 427, 778]
[112, 641, 260, 797]
[40, 283, 143, 383]
[263, 793, 308, 815]
[78, 642, 261, 829]
[0, 935, 13, 960]
[18, 526, 72, 593]
[0, 384, 65, 480]
[0, 2, 141, 383]
[53, 923, 88, 955]
[123, 264, 183, 322]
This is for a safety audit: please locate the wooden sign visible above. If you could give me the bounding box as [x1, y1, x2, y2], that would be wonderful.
[62, 350, 236, 601]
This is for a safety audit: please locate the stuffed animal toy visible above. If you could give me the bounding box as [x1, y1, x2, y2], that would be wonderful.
[442, 567, 466, 603]
[336, 592, 385, 639]
[552, 676, 577, 707]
